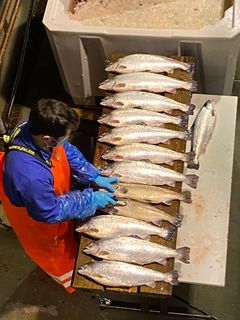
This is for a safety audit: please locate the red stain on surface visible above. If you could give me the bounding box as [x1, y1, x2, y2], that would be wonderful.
[194, 194, 205, 220]
[192, 246, 210, 264]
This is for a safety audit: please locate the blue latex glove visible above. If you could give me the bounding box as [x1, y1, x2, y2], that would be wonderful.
[94, 175, 119, 192]
[93, 190, 117, 208]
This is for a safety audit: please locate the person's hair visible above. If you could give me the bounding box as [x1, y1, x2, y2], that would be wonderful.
[28, 99, 80, 139]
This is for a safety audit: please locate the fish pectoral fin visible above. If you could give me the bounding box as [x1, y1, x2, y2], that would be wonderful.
[115, 155, 125, 160]
[157, 258, 167, 265]
[129, 235, 144, 240]
[152, 219, 163, 227]
[92, 272, 104, 279]
[118, 64, 127, 70]
[88, 227, 99, 233]
[137, 234, 150, 241]
[167, 88, 177, 94]
[115, 83, 126, 88]
[162, 200, 171, 206]
[166, 181, 176, 187]
[98, 250, 110, 256]
[111, 119, 121, 124]
[115, 101, 124, 107]
[146, 281, 156, 288]
[98, 250, 110, 257]
[113, 136, 123, 143]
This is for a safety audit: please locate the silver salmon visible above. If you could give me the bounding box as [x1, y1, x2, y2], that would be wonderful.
[83, 236, 190, 265]
[105, 54, 194, 74]
[101, 198, 183, 227]
[100, 161, 199, 188]
[99, 72, 197, 94]
[102, 143, 195, 165]
[98, 108, 186, 128]
[98, 125, 191, 145]
[78, 260, 179, 287]
[188, 100, 216, 170]
[76, 215, 175, 240]
[114, 183, 192, 205]
[100, 91, 195, 115]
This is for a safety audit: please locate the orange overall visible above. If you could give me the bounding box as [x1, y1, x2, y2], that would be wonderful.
[0, 146, 78, 293]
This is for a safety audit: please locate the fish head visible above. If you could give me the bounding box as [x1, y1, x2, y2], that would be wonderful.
[99, 133, 123, 145]
[101, 148, 116, 160]
[99, 163, 114, 176]
[98, 132, 110, 143]
[203, 100, 216, 117]
[83, 241, 99, 255]
[102, 148, 125, 161]
[98, 113, 111, 124]
[105, 61, 119, 72]
[101, 96, 124, 109]
[203, 100, 214, 110]
[99, 79, 116, 91]
[75, 222, 91, 233]
[78, 263, 94, 276]
[100, 96, 115, 107]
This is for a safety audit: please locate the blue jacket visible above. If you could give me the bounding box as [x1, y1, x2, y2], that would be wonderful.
[3, 123, 100, 223]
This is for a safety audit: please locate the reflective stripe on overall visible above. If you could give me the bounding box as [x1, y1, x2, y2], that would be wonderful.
[0, 144, 78, 294]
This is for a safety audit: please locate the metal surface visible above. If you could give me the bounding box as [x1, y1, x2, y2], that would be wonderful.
[0, 0, 22, 66]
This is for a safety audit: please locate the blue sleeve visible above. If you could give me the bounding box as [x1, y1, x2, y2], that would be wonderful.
[18, 174, 97, 223]
[64, 141, 100, 184]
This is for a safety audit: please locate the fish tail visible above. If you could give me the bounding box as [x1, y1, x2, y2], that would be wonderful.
[185, 129, 192, 141]
[165, 225, 176, 240]
[167, 270, 179, 286]
[181, 191, 192, 204]
[176, 246, 190, 264]
[185, 151, 196, 163]
[186, 104, 195, 115]
[180, 114, 188, 128]
[187, 160, 200, 170]
[186, 80, 197, 92]
[172, 213, 184, 227]
[185, 174, 199, 189]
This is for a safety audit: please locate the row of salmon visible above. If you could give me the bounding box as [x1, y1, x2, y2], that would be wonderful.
[77, 54, 215, 289]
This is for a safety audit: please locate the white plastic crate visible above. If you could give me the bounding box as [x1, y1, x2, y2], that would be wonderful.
[43, 0, 240, 104]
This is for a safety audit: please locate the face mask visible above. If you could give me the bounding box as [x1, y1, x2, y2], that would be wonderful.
[56, 136, 69, 146]
[45, 135, 69, 149]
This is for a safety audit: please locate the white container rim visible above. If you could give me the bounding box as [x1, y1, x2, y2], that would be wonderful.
[43, 0, 240, 40]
